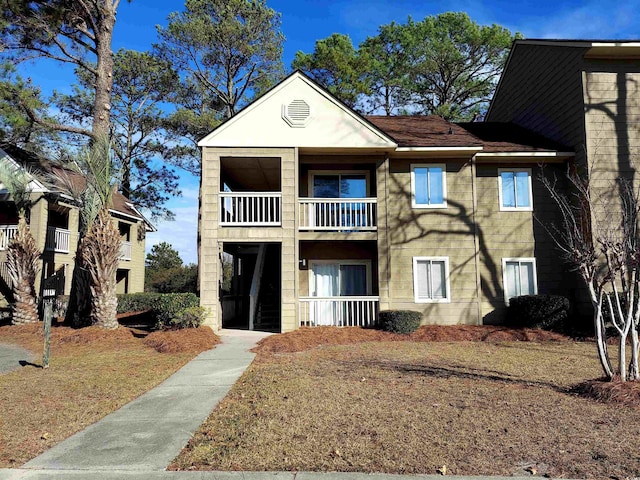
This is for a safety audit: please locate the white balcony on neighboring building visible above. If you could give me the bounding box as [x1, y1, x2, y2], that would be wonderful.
[298, 198, 377, 231]
[45, 227, 70, 253]
[299, 296, 380, 327]
[0, 225, 18, 250]
[120, 241, 132, 261]
[219, 192, 282, 226]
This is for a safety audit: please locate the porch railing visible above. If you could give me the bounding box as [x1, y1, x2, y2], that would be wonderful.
[45, 227, 70, 253]
[120, 241, 132, 261]
[0, 261, 12, 288]
[220, 192, 282, 226]
[0, 225, 18, 250]
[299, 296, 380, 327]
[298, 198, 377, 231]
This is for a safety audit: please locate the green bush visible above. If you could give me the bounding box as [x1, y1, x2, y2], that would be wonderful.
[379, 310, 422, 334]
[153, 293, 200, 330]
[160, 306, 208, 330]
[117, 293, 161, 314]
[508, 294, 570, 330]
[117, 292, 201, 330]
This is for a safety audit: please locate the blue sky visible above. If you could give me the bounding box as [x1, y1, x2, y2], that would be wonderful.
[18, 0, 640, 264]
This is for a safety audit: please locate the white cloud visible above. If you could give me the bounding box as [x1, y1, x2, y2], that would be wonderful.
[520, 1, 640, 39]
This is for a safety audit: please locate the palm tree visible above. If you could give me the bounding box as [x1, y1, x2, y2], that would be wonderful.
[55, 137, 121, 329]
[0, 161, 41, 325]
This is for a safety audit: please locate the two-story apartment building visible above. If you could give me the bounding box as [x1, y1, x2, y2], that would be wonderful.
[0, 145, 154, 310]
[487, 39, 640, 314]
[199, 71, 577, 333]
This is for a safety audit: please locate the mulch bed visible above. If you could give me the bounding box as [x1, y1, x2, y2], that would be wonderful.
[254, 325, 569, 354]
[573, 378, 640, 407]
[143, 327, 220, 353]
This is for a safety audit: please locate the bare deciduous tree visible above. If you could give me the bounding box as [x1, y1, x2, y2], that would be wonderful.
[542, 164, 640, 381]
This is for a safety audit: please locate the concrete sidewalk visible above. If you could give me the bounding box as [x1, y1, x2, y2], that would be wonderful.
[0, 342, 35, 374]
[22, 329, 271, 472]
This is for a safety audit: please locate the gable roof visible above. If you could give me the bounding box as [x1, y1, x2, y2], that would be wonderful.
[198, 71, 397, 149]
[0, 144, 155, 230]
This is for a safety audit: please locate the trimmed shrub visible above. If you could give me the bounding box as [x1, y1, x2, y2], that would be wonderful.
[158, 305, 208, 330]
[117, 292, 201, 330]
[508, 294, 570, 330]
[379, 310, 422, 334]
[117, 292, 161, 314]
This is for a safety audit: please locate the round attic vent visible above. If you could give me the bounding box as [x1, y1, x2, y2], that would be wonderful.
[282, 99, 312, 127]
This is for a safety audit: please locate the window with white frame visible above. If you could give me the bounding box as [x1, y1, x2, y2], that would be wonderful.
[411, 164, 447, 208]
[498, 168, 532, 211]
[413, 257, 450, 302]
[502, 258, 537, 304]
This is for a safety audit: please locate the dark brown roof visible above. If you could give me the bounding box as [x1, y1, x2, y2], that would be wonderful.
[1, 144, 150, 225]
[366, 115, 483, 148]
[366, 115, 572, 153]
[456, 122, 572, 153]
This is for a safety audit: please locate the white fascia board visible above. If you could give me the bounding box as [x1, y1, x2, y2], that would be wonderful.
[590, 42, 640, 48]
[396, 146, 483, 153]
[0, 147, 49, 193]
[475, 151, 574, 158]
[197, 72, 397, 148]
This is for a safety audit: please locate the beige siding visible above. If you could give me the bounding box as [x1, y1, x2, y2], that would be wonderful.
[200, 147, 298, 332]
[475, 163, 568, 323]
[385, 158, 480, 325]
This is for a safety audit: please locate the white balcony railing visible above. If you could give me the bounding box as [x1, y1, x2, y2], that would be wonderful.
[120, 241, 132, 261]
[299, 296, 380, 327]
[0, 261, 12, 288]
[45, 227, 70, 253]
[298, 198, 377, 231]
[220, 192, 282, 226]
[0, 225, 18, 250]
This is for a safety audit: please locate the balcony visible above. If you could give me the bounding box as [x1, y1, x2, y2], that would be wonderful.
[298, 198, 377, 231]
[45, 227, 70, 253]
[299, 296, 379, 327]
[120, 241, 132, 261]
[0, 225, 18, 250]
[220, 192, 282, 226]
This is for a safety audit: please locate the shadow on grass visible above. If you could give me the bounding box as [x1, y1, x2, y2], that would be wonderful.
[353, 359, 571, 394]
[18, 360, 42, 369]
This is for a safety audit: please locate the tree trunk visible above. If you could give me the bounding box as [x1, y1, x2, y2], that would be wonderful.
[594, 297, 615, 380]
[91, 1, 117, 140]
[82, 208, 121, 329]
[7, 218, 40, 325]
[619, 334, 627, 381]
[629, 327, 639, 380]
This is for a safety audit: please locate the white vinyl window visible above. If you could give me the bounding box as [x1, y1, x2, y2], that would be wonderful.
[502, 258, 538, 304]
[498, 168, 533, 211]
[413, 257, 450, 303]
[411, 164, 447, 208]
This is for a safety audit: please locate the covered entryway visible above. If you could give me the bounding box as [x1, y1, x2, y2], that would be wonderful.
[221, 242, 281, 332]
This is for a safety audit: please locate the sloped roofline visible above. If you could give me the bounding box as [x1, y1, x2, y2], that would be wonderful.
[487, 38, 640, 119]
[197, 70, 398, 148]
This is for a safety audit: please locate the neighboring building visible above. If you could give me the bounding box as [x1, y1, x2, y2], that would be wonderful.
[0, 145, 154, 310]
[198, 71, 577, 333]
[487, 39, 640, 314]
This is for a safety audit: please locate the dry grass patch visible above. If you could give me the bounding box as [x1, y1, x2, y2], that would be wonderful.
[172, 340, 639, 479]
[143, 327, 220, 353]
[0, 324, 219, 467]
[255, 325, 569, 354]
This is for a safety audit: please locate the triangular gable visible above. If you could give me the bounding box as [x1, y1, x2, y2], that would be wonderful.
[0, 147, 48, 193]
[198, 71, 398, 149]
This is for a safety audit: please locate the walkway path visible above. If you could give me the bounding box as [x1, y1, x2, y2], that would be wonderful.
[0, 342, 35, 374]
[21, 329, 271, 472]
